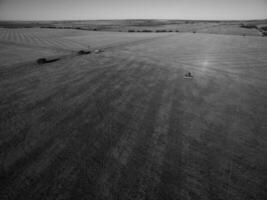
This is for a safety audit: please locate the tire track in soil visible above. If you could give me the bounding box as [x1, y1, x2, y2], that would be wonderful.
[0, 73, 110, 193]
[0, 54, 130, 121]
[172, 77, 212, 200]
[6, 54, 132, 137]
[0, 60, 149, 200]
[0, 60, 116, 153]
[103, 69, 171, 200]
[42, 93, 148, 199]
[48, 63, 156, 199]
[67, 65, 162, 200]
[125, 72, 177, 200]
[78, 66, 169, 200]
[0, 59, 137, 198]
[96, 97, 156, 198]
[95, 70, 178, 200]
[155, 75, 186, 200]
[11, 61, 154, 199]
[197, 107, 260, 200]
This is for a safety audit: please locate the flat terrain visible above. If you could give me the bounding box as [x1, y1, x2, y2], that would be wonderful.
[1, 19, 266, 36]
[0, 28, 267, 200]
[0, 28, 166, 66]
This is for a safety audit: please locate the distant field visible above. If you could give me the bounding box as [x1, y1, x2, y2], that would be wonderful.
[0, 28, 169, 66]
[0, 19, 266, 35]
[0, 28, 267, 200]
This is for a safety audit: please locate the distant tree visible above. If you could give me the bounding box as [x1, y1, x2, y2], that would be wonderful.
[78, 50, 91, 55]
[156, 29, 167, 33]
[240, 24, 257, 29]
[37, 58, 47, 64]
[142, 30, 153, 32]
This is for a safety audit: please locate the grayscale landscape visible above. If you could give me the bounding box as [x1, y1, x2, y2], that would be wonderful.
[0, 1, 267, 200]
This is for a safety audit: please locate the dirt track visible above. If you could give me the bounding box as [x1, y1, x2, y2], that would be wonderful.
[0, 30, 267, 200]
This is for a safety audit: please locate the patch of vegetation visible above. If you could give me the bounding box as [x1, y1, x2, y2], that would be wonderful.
[141, 30, 153, 33]
[36, 58, 60, 64]
[40, 26, 59, 29]
[156, 30, 167, 33]
[36, 58, 47, 64]
[78, 50, 91, 55]
[240, 24, 257, 29]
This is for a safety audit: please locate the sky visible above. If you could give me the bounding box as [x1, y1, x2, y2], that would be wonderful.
[0, 0, 266, 21]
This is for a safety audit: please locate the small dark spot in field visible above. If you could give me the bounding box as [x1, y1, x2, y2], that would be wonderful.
[36, 58, 60, 65]
[77, 50, 91, 55]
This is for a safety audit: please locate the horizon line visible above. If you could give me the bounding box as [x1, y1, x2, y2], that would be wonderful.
[0, 18, 267, 22]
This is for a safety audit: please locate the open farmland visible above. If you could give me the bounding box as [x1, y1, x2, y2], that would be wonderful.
[0, 27, 267, 200]
[1, 20, 266, 35]
[0, 28, 167, 66]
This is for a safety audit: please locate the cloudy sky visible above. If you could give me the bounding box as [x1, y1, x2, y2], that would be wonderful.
[0, 0, 266, 20]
